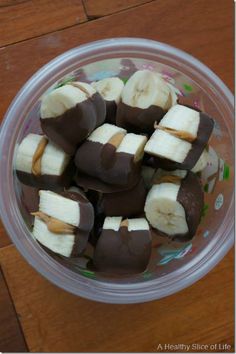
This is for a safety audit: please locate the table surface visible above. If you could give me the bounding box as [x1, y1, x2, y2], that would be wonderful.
[0, 0, 234, 352]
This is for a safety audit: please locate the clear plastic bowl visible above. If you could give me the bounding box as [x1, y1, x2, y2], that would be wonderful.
[0, 38, 234, 304]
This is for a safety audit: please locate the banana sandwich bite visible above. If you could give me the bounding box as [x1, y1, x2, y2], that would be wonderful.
[75, 123, 147, 192]
[94, 217, 152, 274]
[40, 81, 106, 155]
[15, 134, 74, 190]
[32, 188, 94, 257]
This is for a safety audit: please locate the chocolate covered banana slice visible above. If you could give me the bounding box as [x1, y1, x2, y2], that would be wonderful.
[92, 77, 124, 124]
[144, 171, 203, 240]
[144, 104, 214, 169]
[15, 133, 74, 190]
[40, 81, 106, 154]
[75, 123, 147, 191]
[116, 70, 177, 134]
[32, 188, 94, 257]
[93, 217, 152, 274]
[146, 148, 209, 173]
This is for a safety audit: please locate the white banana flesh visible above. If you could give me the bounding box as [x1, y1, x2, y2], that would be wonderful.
[33, 217, 75, 257]
[144, 104, 201, 163]
[121, 70, 172, 109]
[116, 133, 147, 161]
[144, 183, 188, 236]
[40, 81, 96, 119]
[144, 129, 191, 163]
[39, 190, 80, 227]
[15, 133, 70, 175]
[191, 149, 209, 173]
[103, 216, 123, 231]
[91, 77, 124, 104]
[87, 123, 126, 144]
[103, 216, 149, 231]
[159, 104, 200, 136]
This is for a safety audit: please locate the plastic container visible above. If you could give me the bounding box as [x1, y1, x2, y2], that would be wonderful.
[0, 38, 234, 304]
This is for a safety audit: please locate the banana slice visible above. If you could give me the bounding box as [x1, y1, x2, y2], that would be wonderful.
[145, 147, 209, 173]
[40, 81, 106, 154]
[93, 217, 152, 274]
[116, 70, 176, 134]
[32, 189, 94, 257]
[144, 171, 204, 240]
[15, 133, 74, 190]
[191, 148, 209, 173]
[144, 104, 214, 169]
[92, 77, 124, 124]
[75, 124, 147, 191]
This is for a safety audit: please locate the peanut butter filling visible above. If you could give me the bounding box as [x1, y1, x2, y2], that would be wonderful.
[153, 175, 182, 185]
[108, 132, 126, 148]
[31, 137, 48, 176]
[120, 219, 129, 227]
[32, 211, 76, 234]
[154, 123, 196, 143]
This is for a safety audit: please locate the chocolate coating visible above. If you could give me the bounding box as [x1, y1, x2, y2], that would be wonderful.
[101, 179, 147, 217]
[147, 156, 181, 171]
[40, 93, 106, 155]
[75, 141, 141, 189]
[16, 160, 75, 191]
[116, 101, 166, 135]
[105, 100, 117, 125]
[175, 171, 204, 241]
[93, 226, 152, 274]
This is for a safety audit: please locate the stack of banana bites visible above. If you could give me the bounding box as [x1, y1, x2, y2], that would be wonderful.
[15, 70, 214, 275]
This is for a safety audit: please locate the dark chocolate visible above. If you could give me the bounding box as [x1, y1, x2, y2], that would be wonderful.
[100, 179, 147, 217]
[105, 100, 117, 125]
[89, 212, 105, 247]
[93, 226, 152, 274]
[16, 159, 75, 191]
[40, 92, 106, 155]
[74, 170, 140, 193]
[75, 141, 141, 189]
[116, 101, 166, 135]
[147, 156, 182, 171]
[175, 171, 204, 241]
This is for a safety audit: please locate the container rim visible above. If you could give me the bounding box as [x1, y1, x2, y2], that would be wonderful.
[0, 38, 234, 304]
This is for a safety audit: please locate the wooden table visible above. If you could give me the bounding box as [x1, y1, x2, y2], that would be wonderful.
[0, 1, 234, 352]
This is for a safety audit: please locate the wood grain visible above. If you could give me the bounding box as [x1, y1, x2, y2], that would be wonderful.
[83, 0, 152, 18]
[0, 0, 87, 47]
[0, 0, 233, 125]
[0, 245, 233, 352]
[0, 220, 11, 248]
[0, 265, 28, 352]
